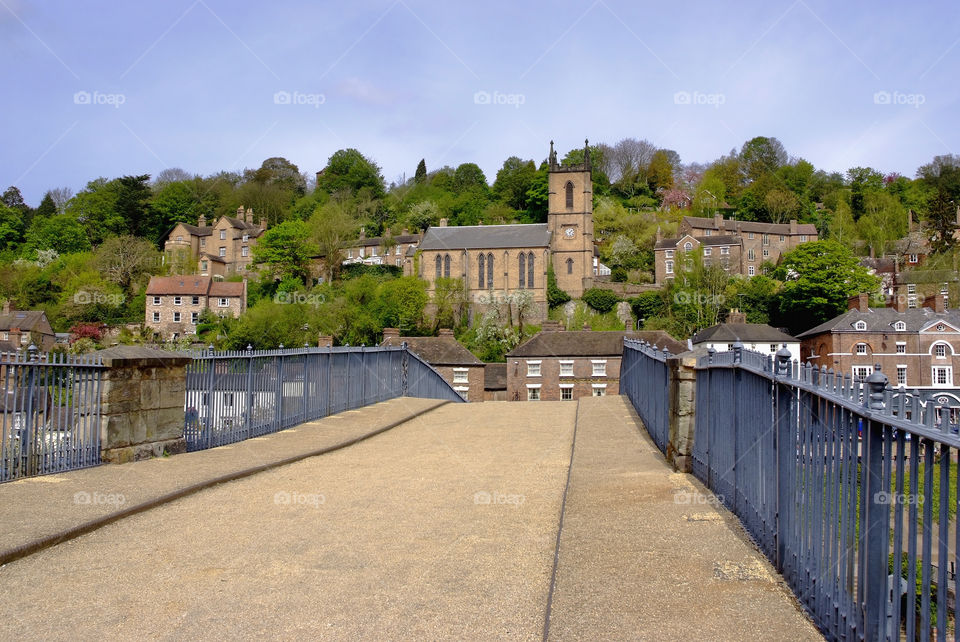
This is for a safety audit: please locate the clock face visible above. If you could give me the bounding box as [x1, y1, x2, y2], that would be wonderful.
[564, 227, 575, 238]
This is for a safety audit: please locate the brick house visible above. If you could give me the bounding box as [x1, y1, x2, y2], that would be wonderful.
[163, 207, 267, 278]
[0, 302, 56, 351]
[691, 310, 800, 362]
[343, 229, 422, 269]
[654, 233, 743, 283]
[654, 214, 817, 284]
[506, 329, 685, 401]
[798, 292, 960, 389]
[381, 328, 484, 401]
[145, 276, 247, 340]
[483, 363, 507, 401]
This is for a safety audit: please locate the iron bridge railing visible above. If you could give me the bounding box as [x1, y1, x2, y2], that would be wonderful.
[183, 344, 464, 452]
[0, 346, 104, 483]
[622, 339, 960, 642]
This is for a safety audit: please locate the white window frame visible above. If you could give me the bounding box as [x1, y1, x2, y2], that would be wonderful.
[174, 296, 182, 306]
[152, 296, 161, 305]
[748, 232, 755, 239]
[192, 295, 200, 305]
[703, 247, 712, 256]
[893, 321, 906, 331]
[855, 343, 868, 355]
[934, 342, 949, 358]
[241, 246, 249, 257]
[665, 260, 674, 275]
[526, 383, 541, 401]
[559, 383, 574, 401]
[665, 250, 674, 258]
[762, 248, 770, 258]
[218, 298, 229, 307]
[152, 311, 160, 322]
[454, 386, 469, 401]
[592, 384, 607, 397]
[747, 266, 756, 276]
[932, 366, 953, 387]
[720, 246, 729, 255]
[219, 230, 226, 240]
[683, 242, 693, 251]
[242, 234, 249, 242]
[747, 248, 755, 261]
[852, 365, 873, 380]
[909, 254, 919, 263]
[526, 360, 541, 377]
[173, 311, 181, 323]
[704, 229, 712, 236]
[800, 235, 808, 242]
[591, 360, 607, 376]
[897, 365, 907, 387]
[896, 342, 906, 353]
[853, 321, 867, 331]
[559, 360, 574, 377]
[452, 368, 469, 384]
[191, 311, 199, 324]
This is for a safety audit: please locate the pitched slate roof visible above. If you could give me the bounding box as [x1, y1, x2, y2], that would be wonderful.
[655, 235, 741, 250]
[175, 223, 213, 237]
[797, 307, 960, 338]
[210, 281, 245, 297]
[484, 363, 507, 390]
[222, 216, 264, 233]
[381, 335, 483, 366]
[419, 224, 551, 251]
[0, 310, 53, 334]
[683, 216, 817, 235]
[352, 234, 421, 248]
[146, 276, 246, 297]
[508, 330, 685, 358]
[692, 322, 796, 345]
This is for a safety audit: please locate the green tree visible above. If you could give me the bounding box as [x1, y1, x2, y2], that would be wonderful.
[316, 149, 385, 197]
[35, 192, 57, 219]
[309, 201, 355, 282]
[24, 214, 91, 254]
[774, 240, 880, 334]
[94, 235, 161, 295]
[252, 220, 316, 285]
[524, 164, 550, 223]
[546, 263, 570, 307]
[492, 156, 536, 211]
[116, 175, 156, 240]
[739, 136, 787, 184]
[452, 163, 488, 195]
[432, 277, 467, 330]
[647, 150, 675, 191]
[724, 275, 780, 324]
[0, 203, 24, 250]
[67, 178, 123, 245]
[414, 159, 427, 185]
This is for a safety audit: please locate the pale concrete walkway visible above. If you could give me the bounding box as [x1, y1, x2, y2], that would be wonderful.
[0, 397, 820, 641]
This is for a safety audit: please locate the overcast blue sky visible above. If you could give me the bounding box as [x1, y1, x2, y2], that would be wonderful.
[2, 0, 958, 204]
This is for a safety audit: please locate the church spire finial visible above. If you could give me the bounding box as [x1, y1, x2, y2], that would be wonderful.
[583, 138, 591, 169]
[549, 140, 557, 169]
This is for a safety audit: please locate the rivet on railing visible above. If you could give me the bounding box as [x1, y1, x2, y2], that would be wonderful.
[775, 344, 792, 377]
[865, 364, 888, 410]
[731, 340, 743, 364]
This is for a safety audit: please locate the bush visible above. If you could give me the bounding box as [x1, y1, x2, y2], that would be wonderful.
[546, 264, 570, 308]
[630, 291, 665, 322]
[340, 263, 402, 280]
[582, 288, 620, 313]
[610, 266, 628, 282]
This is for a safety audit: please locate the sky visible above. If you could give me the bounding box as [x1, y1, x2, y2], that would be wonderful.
[1, 0, 958, 204]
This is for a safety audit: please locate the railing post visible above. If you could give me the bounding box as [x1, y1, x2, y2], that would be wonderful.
[774, 344, 794, 574]
[360, 345, 367, 405]
[245, 345, 254, 439]
[862, 364, 890, 641]
[732, 340, 743, 364]
[22, 345, 39, 477]
[302, 348, 310, 423]
[401, 342, 409, 397]
[326, 344, 333, 416]
[275, 345, 285, 429]
[206, 344, 215, 450]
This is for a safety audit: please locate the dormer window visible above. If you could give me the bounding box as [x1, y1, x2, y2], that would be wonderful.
[853, 321, 867, 331]
[893, 321, 906, 331]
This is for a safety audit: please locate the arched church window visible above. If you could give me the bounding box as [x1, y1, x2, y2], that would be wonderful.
[435, 255, 442, 280]
[519, 253, 526, 288]
[443, 254, 451, 278]
[487, 253, 494, 289]
[528, 252, 535, 288]
[565, 181, 574, 208]
[566, 258, 573, 274]
[478, 253, 485, 288]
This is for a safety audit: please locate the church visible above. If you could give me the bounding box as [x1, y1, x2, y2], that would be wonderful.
[413, 140, 596, 323]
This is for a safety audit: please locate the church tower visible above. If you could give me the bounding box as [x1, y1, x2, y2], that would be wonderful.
[548, 139, 594, 297]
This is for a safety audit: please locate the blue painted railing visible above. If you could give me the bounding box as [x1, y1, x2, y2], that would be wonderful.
[183, 344, 464, 452]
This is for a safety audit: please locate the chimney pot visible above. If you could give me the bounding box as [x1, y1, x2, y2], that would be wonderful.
[317, 335, 333, 348]
[848, 293, 870, 312]
[924, 293, 946, 314]
[439, 218, 448, 228]
[382, 328, 400, 341]
[726, 309, 747, 324]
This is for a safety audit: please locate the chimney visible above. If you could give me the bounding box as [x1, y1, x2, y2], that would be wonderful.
[541, 320, 564, 332]
[438, 328, 454, 337]
[198, 214, 207, 228]
[401, 228, 409, 236]
[245, 208, 253, 225]
[655, 226, 662, 242]
[891, 284, 908, 313]
[439, 218, 448, 228]
[317, 335, 333, 348]
[735, 222, 742, 235]
[789, 219, 798, 234]
[382, 328, 400, 342]
[2, 300, 11, 315]
[924, 294, 946, 314]
[8, 327, 21, 346]
[848, 293, 870, 313]
[714, 212, 723, 230]
[259, 217, 267, 231]
[236, 205, 245, 219]
[908, 209, 914, 232]
[726, 309, 747, 324]
[359, 226, 366, 240]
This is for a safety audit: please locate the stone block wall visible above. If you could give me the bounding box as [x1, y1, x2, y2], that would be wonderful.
[93, 345, 191, 464]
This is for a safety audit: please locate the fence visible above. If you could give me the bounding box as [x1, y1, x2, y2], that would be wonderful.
[0, 347, 104, 482]
[622, 340, 960, 641]
[183, 344, 464, 452]
[621, 339, 672, 452]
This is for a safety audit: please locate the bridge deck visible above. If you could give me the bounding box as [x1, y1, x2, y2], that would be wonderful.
[0, 397, 820, 640]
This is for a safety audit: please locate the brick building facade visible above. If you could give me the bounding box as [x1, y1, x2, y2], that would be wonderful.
[654, 214, 817, 284]
[381, 329, 485, 401]
[145, 276, 247, 340]
[506, 329, 685, 401]
[798, 293, 960, 389]
[163, 207, 267, 278]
